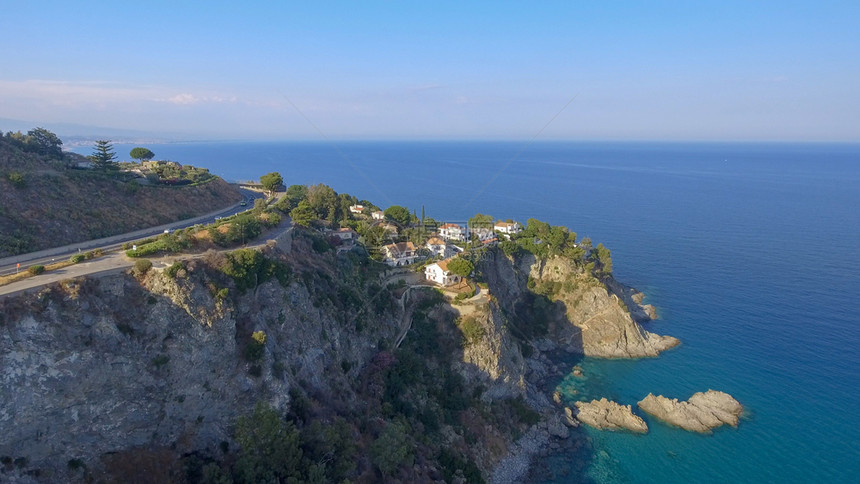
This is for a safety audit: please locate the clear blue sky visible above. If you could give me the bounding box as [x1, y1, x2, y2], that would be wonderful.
[1, 1, 858, 141]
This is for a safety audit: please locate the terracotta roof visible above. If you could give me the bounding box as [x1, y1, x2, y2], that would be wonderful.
[384, 241, 416, 253]
[436, 258, 453, 272]
[338, 227, 355, 233]
[440, 223, 461, 229]
[426, 237, 446, 246]
[495, 221, 517, 228]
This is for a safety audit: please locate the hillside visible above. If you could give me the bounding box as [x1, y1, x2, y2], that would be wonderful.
[0, 130, 242, 257]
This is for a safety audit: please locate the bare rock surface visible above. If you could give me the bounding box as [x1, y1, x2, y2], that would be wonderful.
[572, 398, 648, 433]
[637, 390, 743, 433]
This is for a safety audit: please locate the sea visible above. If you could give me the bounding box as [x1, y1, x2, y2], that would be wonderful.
[74, 141, 860, 482]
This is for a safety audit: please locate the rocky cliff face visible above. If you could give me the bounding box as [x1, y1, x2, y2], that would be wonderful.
[477, 248, 679, 358]
[0, 235, 401, 481]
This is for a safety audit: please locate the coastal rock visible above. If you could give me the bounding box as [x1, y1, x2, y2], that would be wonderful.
[637, 390, 743, 433]
[477, 250, 679, 359]
[572, 398, 648, 433]
[563, 407, 580, 427]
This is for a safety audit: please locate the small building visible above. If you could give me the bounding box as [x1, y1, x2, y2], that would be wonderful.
[439, 223, 466, 242]
[331, 227, 357, 242]
[382, 241, 418, 266]
[425, 258, 462, 286]
[471, 227, 496, 242]
[494, 221, 523, 235]
[379, 223, 399, 235]
[371, 211, 385, 220]
[348, 204, 365, 214]
[425, 236, 453, 258]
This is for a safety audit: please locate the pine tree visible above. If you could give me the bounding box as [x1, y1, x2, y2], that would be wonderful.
[89, 140, 117, 169]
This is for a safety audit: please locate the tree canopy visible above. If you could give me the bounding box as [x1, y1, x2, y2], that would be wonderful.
[290, 200, 316, 227]
[129, 147, 154, 162]
[26, 127, 63, 159]
[468, 213, 494, 230]
[384, 205, 411, 226]
[260, 172, 283, 195]
[89, 140, 117, 169]
[447, 257, 474, 278]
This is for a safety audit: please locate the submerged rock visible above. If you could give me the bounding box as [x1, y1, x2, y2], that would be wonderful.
[637, 390, 743, 433]
[572, 398, 648, 433]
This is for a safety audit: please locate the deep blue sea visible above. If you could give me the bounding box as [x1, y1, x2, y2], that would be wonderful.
[75, 141, 860, 482]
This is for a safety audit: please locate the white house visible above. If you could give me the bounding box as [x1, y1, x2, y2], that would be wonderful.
[382, 241, 419, 266]
[348, 204, 365, 214]
[371, 211, 385, 220]
[494, 221, 523, 235]
[425, 259, 462, 286]
[425, 236, 453, 258]
[471, 227, 496, 242]
[439, 223, 466, 241]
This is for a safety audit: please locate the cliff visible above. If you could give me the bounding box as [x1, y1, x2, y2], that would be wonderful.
[477, 248, 679, 358]
[0, 231, 552, 482]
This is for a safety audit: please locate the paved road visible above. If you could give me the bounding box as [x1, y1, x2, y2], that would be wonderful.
[0, 215, 293, 300]
[0, 188, 265, 277]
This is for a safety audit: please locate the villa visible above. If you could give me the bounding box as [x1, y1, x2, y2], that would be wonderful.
[439, 223, 466, 241]
[382, 241, 419, 266]
[348, 204, 365, 214]
[371, 211, 385, 220]
[424, 258, 461, 286]
[425, 236, 453, 258]
[494, 221, 523, 236]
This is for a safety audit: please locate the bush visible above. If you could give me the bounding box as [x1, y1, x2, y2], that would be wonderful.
[133, 259, 153, 276]
[165, 261, 185, 278]
[70, 254, 85, 263]
[244, 331, 267, 361]
[28, 265, 45, 275]
[7, 171, 25, 188]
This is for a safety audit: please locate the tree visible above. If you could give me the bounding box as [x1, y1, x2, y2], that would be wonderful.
[285, 184, 308, 205]
[447, 257, 474, 278]
[290, 200, 316, 227]
[89, 140, 117, 169]
[384, 205, 411, 226]
[370, 421, 414, 478]
[306, 184, 339, 221]
[26, 127, 63, 159]
[234, 402, 303, 483]
[260, 172, 283, 196]
[593, 243, 612, 274]
[129, 147, 155, 163]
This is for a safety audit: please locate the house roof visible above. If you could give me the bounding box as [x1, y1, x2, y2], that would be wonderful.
[494, 221, 518, 228]
[384, 241, 416, 253]
[440, 223, 461, 230]
[436, 258, 452, 272]
[337, 227, 356, 233]
[426, 237, 446, 246]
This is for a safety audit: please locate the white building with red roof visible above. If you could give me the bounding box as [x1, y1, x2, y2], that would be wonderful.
[424, 258, 462, 286]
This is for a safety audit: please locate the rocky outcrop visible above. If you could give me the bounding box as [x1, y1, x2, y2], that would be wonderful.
[637, 390, 743, 433]
[572, 398, 648, 433]
[478, 249, 679, 358]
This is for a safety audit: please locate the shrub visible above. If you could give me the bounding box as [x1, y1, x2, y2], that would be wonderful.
[244, 331, 267, 361]
[7, 171, 26, 188]
[165, 261, 185, 278]
[133, 259, 153, 276]
[70, 254, 85, 263]
[28, 265, 45, 275]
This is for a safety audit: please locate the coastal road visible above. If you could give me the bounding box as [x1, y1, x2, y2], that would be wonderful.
[0, 188, 265, 277]
[0, 215, 293, 299]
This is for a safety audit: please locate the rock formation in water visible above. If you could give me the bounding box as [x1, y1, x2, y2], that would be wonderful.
[571, 398, 649, 433]
[637, 390, 743, 433]
[478, 248, 679, 358]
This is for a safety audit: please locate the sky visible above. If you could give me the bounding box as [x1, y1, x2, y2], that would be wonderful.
[1, 1, 858, 141]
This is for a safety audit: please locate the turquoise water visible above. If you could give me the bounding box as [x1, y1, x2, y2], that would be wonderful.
[75, 141, 860, 482]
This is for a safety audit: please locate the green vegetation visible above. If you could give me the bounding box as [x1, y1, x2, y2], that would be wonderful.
[6, 171, 25, 188]
[69, 254, 85, 263]
[218, 248, 289, 293]
[370, 421, 414, 477]
[129, 147, 155, 163]
[89, 140, 117, 169]
[244, 331, 267, 361]
[592, 242, 613, 275]
[28, 265, 45, 275]
[384, 205, 411, 226]
[457, 316, 485, 346]
[259, 172, 283, 196]
[447, 257, 474, 278]
[132, 259, 153, 276]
